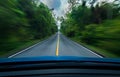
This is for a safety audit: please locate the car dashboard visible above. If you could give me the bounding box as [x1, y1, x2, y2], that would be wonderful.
[0, 56, 120, 77]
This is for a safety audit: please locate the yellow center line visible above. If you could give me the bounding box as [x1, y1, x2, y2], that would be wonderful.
[56, 34, 60, 56]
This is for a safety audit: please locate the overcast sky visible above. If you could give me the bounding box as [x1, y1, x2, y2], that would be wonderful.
[40, 0, 69, 17]
[40, 0, 114, 17]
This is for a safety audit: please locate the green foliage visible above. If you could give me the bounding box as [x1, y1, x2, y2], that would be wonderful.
[61, 0, 120, 57]
[0, 0, 57, 53]
[81, 24, 98, 44]
[75, 20, 120, 56]
[96, 20, 120, 55]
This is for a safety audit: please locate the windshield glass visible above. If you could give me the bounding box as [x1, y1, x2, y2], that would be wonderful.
[0, 0, 120, 58]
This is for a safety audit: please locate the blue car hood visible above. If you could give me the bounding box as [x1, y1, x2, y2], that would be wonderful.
[0, 56, 120, 63]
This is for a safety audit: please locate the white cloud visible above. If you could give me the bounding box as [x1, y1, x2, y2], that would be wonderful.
[98, 0, 114, 2]
[40, 0, 115, 17]
[59, 0, 69, 17]
[40, 0, 61, 9]
[40, 0, 69, 17]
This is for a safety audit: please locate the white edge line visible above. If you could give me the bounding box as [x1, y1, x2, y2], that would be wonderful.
[68, 39, 103, 58]
[8, 34, 56, 58]
[8, 42, 42, 58]
[58, 34, 103, 58]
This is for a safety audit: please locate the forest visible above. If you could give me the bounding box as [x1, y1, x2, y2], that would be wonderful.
[0, 0, 57, 56]
[61, 0, 120, 57]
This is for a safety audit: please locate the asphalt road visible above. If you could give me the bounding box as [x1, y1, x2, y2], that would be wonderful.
[9, 32, 103, 58]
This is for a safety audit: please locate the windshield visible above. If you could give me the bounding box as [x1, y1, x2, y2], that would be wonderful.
[0, 0, 120, 58]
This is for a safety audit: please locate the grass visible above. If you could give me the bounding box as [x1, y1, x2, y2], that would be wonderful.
[71, 37, 119, 58]
[0, 37, 49, 58]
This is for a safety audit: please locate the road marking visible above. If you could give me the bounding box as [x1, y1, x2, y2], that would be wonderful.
[8, 35, 55, 58]
[71, 40, 103, 58]
[62, 34, 103, 58]
[8, 43, 40, 58]
[56, 34, 60, 56]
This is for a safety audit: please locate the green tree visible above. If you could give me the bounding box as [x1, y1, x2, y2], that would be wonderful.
[0, 0, 57, 53]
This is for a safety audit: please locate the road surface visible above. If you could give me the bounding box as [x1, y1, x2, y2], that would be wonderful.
[9, 32, 103, 58]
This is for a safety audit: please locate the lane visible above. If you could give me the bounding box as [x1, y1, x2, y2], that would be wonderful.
[9, 32, 102, 58]
[59, 33, 103, 58]
[10, 34, 58, 58]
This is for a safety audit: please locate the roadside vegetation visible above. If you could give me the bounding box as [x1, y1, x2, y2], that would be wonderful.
[61, 0, 120, 57]
[0, 0, 57, 57]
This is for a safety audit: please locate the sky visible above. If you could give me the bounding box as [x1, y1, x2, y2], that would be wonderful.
[40, 0, 114, 17]
[40, 0, 69, 17]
